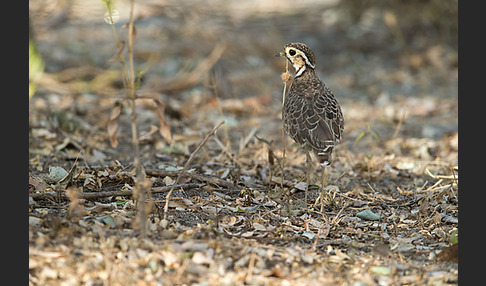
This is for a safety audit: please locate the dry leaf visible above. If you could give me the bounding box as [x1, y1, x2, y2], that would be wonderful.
[138, 124, 159, 143]
[163, 176, 174, 186]
[253, 222, 267, 231]
[66, 187, 84, 218]
[107, 41, 125, 64]
[107, 104, 122, 147]
[192, 251, 214, 265]
[153, 99, 173, 144]
[436, 244, 458, 263]
[29, 175, 49, 193]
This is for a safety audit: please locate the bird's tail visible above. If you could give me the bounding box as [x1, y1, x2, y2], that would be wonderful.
[314, 148, 333, 167]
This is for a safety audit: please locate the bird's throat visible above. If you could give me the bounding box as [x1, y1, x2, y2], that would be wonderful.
[294, 63, 306, 77]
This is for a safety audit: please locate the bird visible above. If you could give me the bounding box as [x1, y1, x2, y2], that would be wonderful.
[277, 42, 344, 208]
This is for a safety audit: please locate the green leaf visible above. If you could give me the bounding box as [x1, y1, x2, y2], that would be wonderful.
[371, 129, 381, 141]
[354, 131, 367, 145]
[29, 39, 44, 99]
[449, 229, 458, 245]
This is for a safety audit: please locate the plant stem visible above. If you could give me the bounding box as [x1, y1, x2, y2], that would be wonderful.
[126, 0, 148, 238]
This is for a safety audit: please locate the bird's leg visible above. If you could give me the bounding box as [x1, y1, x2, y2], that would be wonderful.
[304, 145, 312, 206]
[320, 166, 328, 213]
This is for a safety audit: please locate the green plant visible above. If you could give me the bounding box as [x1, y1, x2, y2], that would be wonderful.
[354, 123, 381, 156]
[29, 20, 44, 99]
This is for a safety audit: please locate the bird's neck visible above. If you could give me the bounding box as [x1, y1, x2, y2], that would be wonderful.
[294, 66, 316, 80]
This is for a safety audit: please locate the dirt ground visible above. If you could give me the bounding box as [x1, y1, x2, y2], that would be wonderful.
[29, 0, 458, 285]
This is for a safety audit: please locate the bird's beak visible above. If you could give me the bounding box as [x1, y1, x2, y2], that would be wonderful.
[275, 51, 285, 57]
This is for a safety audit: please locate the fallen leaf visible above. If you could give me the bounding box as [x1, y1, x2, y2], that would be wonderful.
[192, 251, 214, 265]
[99, 215, 116, 228]
[46, 166, 68, 184]
[163, 176, 174, 186]
[294, 182, 307, 191]
[181, 241, 209, 252]
[66, 187, 84, 218]
[436, 244, 458, 263]
[107, 104, 121, 147]
[370, 266, 391, 275]
[153, 99, 173, 144]
[357, 209, 381, 221]
[29, 176, 49, 193]
[441, 214, 458, 224]
[253, 222, 267, 231]
[302, 231, 316, 240]
[29, 216, 43, 227]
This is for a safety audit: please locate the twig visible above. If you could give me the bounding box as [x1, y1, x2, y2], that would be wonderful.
[280, 128, 286, 191]
[212, 135, 243, 170]
[281, 59, 290, 191]
[30, 184, 200, 200]
[247, 250, 256, 280]
[281, 60, 290, 105]
[450, 165, 458, 192]
[426, 183, 454, 192]
[331, 202, 348, 226]
[163, 121, 225, 221]
[425, 168, 459, 181]
[145, 169, 236, 189]
[175, 257, 190, 281]
[392, 108, 407, 138]
[312, 227, 322, 252]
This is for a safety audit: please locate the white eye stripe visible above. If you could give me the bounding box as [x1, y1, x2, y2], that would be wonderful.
[286, 47, 315, 69]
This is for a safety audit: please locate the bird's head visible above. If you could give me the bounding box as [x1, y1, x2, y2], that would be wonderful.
[276, 42, 316, 77]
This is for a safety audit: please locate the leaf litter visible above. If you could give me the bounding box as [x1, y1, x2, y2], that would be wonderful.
[29, 0, 457, 285]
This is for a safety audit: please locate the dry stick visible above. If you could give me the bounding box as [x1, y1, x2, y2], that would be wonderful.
[281, 60, 290, 191]
[145, 169, 236, 189]
[392, 108, 407, 138]
[30, 184, 200, 200]
[125, 0, 149, 238]
[175, 258, 190, 281]
[450, 165, 458, 193]
[32, 168, 236, 201]
[104, 0, 146, 235]
[247, 250, 256, 280]
[320, 167, 328, 213]
[304, 146, 311, 206]
[331, 202, 347, 226]
[282, 59, 290, 105]
[163, 121, 225, 221]
[280, 128, 286, 192]
[312, 227, 322, 252]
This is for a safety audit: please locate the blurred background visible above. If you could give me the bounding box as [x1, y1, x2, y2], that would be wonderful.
[29, 0, 458, 169]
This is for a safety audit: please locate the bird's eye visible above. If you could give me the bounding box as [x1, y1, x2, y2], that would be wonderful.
[288, 49, 296, 56]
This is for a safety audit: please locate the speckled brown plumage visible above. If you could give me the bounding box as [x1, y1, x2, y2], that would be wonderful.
[281, 42, 344, 167]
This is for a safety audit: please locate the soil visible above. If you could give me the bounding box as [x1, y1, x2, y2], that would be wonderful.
[29, 1, 458, 285]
